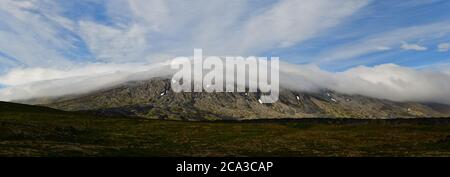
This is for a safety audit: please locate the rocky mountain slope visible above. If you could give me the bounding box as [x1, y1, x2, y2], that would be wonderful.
[18, 77, 450, 120]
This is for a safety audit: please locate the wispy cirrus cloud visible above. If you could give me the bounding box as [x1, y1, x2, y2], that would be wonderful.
[401, 42, 427, 51]
[438, 43, 450, 52]
[316, 22, 450, 63]
[0, 0, 78, 70]
[0, 0, 370, 70]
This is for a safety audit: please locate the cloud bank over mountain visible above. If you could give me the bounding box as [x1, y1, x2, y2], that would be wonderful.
[1, 62, 450, 105]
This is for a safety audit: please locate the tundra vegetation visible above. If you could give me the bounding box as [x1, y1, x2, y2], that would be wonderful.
[0, 101, 449, 157]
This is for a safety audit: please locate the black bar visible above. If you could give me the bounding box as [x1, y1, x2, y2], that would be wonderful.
[0, 157, 447, 176]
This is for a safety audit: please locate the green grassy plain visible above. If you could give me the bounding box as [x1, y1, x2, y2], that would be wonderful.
[0, 101, 449, 157]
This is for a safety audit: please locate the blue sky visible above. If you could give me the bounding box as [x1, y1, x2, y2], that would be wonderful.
[1, 0, 450, 103]
[0, 0, 449, 72]
[288, 0, 450, 71]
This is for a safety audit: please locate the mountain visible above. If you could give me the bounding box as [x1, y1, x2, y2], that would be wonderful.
[19, 78, 450, 120]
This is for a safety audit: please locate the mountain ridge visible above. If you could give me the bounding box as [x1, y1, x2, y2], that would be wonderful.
[17, 77, 450, 120]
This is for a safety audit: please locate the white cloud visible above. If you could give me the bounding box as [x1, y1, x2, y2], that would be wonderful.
[0, 62, 173, 100]
[280, 63, 450, 104]
[401, 42, 427, 51]
[317, 22, 450, 62]
[438, 43, 450, 52]
[0, 62, 168, 86]
[376, 46, 391, 51]
[0, 0, 77, 69]
[0, 0, 370, 71]
[233, 0, 369, 55]
[78, 0, 370, 58]
[1, 62, 450, 105]
[78, 21, 149, 62]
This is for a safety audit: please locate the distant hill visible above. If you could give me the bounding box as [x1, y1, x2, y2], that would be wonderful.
[0, 101, 65, 114]
[19, 78, 450, 120]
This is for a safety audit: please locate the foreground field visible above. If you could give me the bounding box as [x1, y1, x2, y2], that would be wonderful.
[0, 102, 449, 157]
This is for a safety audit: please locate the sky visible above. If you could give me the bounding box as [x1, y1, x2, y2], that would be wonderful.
[0, 0, 450, 103]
